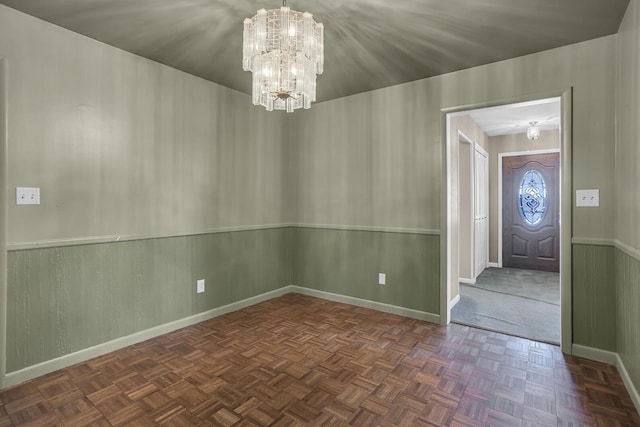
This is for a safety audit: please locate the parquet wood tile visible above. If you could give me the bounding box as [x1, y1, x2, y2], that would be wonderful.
[1, 293, 639, 426]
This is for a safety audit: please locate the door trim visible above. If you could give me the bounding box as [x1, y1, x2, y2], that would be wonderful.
[0, 57, 7, 388]
[441, 89, 573, 354]
[498, 148, 560, 269]
[457, 130, 475, 284]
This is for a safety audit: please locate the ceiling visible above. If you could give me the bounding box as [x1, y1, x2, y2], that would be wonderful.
[0, 0, 630, 102]
[468, 98, 561, 137]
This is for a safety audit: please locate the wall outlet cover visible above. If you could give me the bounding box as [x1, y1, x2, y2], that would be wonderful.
[16, 187, 40, 205]
[576, 189, 599, 207]
[196, 279, 205, 293]
[378, 273, 386, 285]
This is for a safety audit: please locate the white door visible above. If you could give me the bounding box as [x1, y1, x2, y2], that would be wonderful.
[474, 146, 489, 278]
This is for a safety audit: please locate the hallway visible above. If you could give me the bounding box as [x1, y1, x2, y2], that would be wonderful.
[451, 267, 560, 343]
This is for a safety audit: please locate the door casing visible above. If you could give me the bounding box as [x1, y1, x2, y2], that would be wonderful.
[0, 57, 8, 388]
[441, 90, 572, 354]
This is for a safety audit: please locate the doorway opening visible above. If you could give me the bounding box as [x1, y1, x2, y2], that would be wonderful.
[442, 94, 572, 351]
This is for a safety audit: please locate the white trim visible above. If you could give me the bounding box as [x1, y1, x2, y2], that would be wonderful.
[488, 262, 499, 268]
[458, 130, 476, 288]
[571, 237, 616, 246]
[614, 239, 640, 262]
[291, 223, 440, 236]
[617, 353, 640, 415]
[571, 345, 640, 416]
[441, 113, 452, 325]
[458, 278, 476, 285]
[7, 224, 292, 251]
[497, 148, 561, 268]
[474, 143, 489, 158]
[448, 294, 460, 310]
[0, 57, 7, 389]
[2, 286, 441, 388]
[8, 224, 441, 251]
[289, 286, 440, 324]
[2, 286, 294, 388]
[572, 344, 618, 365]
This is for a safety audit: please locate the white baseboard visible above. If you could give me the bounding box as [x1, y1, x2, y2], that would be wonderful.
[572, 344, 618, 365]
[3, 287, 293, 388]
[449, 294, 460, 310]
[488, 262, 499, 268]
[289, 286, 440, 324]
[616, 353, 640, 415]
[459, 278, 476, 285]
[3, 286, 439, 388]
[572, 344, 640, 415]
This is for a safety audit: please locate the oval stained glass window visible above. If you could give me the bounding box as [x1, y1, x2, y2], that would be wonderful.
[519, 170, 546, 226]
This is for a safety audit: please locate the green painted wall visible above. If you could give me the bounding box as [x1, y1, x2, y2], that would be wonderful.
[616, 0, 640, 251]
[7, 228, 291, 372]
[0, 0, 634, 384]
[292, 228, 439, 314]
[615, 249, 640, 397]
[572, 244, 617, 351]
[290, 36, 616, 241]
[0, 5, 287, 245]
[0, 5, 290, 376]
[289, 36, 617, 346]
[615, 0, 640, 397]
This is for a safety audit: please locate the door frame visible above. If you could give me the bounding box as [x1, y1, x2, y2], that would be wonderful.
[0, 57, 7, 388]
[498, 148, 560, 269]
[441, 89, 573, 354]
[457, 130, 475, 285]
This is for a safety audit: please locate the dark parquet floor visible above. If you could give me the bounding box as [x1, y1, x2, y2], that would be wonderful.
[0, 293, 638, 426]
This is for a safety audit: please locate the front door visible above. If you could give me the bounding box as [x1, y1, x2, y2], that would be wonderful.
[502, 153, 560, 272]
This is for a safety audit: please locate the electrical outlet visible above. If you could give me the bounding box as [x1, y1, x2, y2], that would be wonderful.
[378, 273, 386, 285]
[196, 279, 205, 294]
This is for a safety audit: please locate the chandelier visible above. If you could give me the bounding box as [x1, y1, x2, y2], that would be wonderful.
[527, 121, 540, 140]
[242, 0, 324, 112]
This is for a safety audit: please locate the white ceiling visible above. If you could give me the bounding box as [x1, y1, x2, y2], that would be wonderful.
[0, 0, 630, 102]
[467, 98, 561, 137]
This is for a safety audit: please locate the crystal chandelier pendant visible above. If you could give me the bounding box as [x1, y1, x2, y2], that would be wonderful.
[242, 1, 324, 112]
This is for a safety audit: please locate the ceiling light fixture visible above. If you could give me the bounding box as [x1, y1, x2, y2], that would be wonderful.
[527, 121, 540, 140]
[242, 0, 324, 113]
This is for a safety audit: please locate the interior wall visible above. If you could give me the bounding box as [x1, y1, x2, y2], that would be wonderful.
[488, 130, 560, 264]
[615, 0, 640, 400]
[0, 5, 290, 375]
[1, 6, 287, 244]
[0, 0, 630, 391]
[290, 35, 617, 345]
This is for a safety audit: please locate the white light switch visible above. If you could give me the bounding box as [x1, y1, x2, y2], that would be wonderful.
[196, 279, 205, 293]
[576, 189, 599, 207]
[16, 187, 40, 205]
[378, 273, 386, 285]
